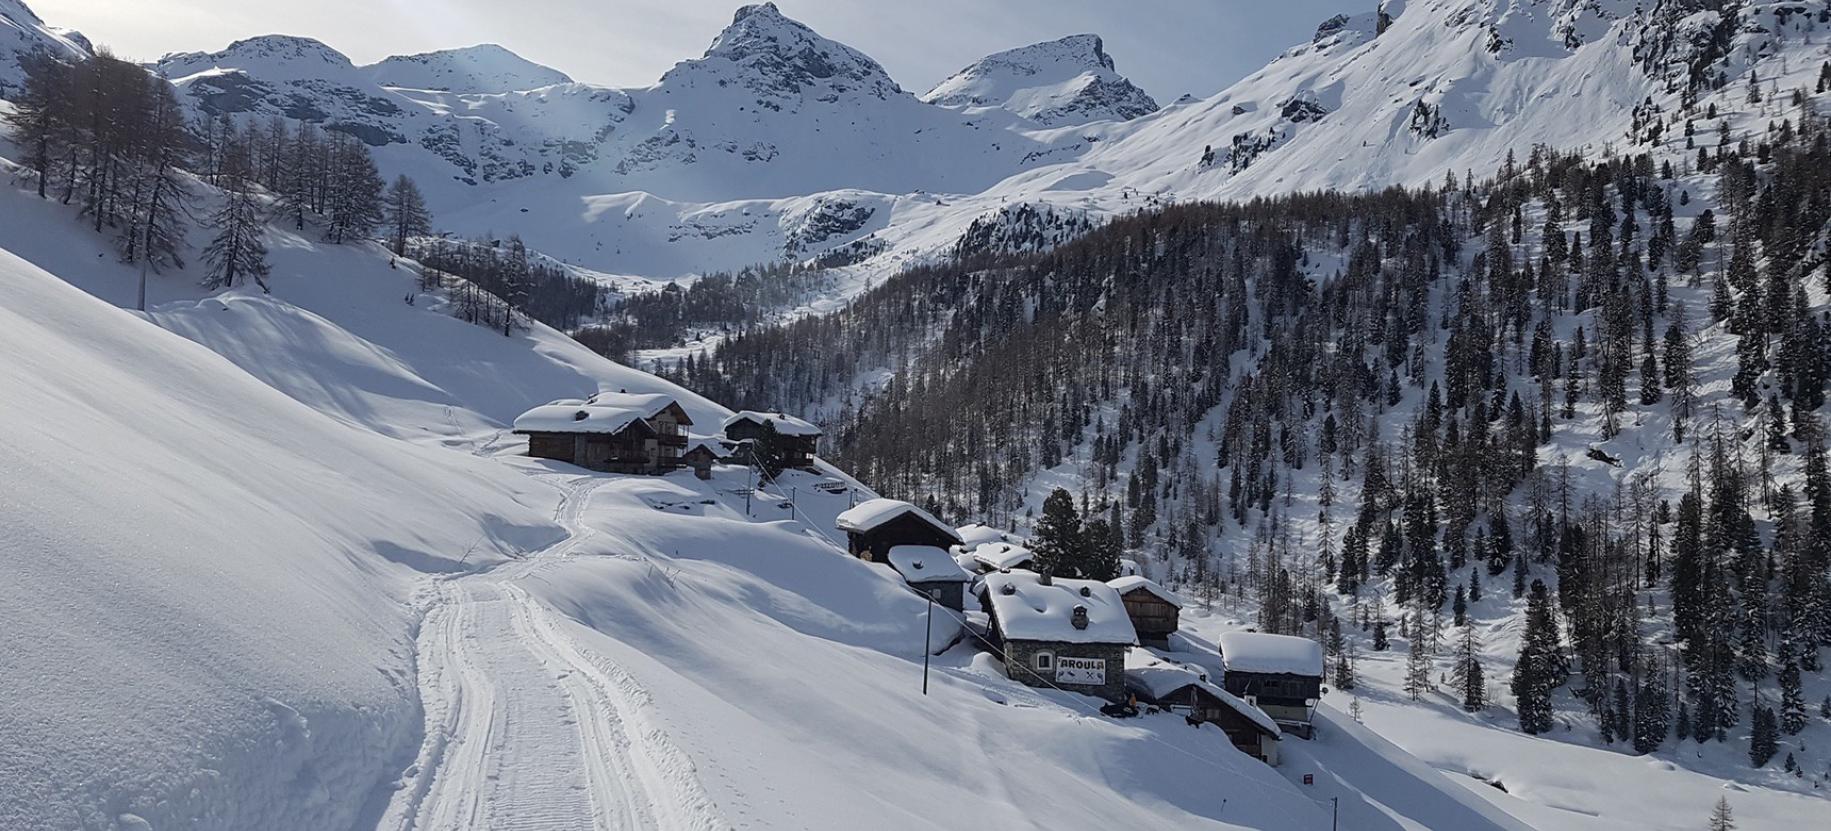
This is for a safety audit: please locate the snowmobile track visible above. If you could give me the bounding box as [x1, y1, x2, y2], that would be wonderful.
[376, 475, 725, 830]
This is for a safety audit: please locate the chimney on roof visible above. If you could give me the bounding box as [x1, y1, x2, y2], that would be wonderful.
[1071, 605, 1089, 630]
[1037, 571, 1053, 586]
[1000, 582, 1017, 595]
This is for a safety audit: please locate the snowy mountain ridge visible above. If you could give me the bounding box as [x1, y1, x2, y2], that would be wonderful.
[0, 0, 86, 93]
[921, 33, 1160, 126]
[365, 43, 575, 94]
[10, 0, 1829, 287]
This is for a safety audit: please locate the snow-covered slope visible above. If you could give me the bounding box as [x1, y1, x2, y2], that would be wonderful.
[1018, 0, 1814, 203]
[0, 118, 1354, 831]
[922, 34, 1159, 126]
[0, 237, 570, 831]
[363, 44, 573, 93]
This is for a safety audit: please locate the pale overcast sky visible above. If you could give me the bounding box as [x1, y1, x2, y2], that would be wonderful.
[29, 0, 1369, 100]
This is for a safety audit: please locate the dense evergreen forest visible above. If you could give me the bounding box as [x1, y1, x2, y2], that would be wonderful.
[662, 107, 1831, 764]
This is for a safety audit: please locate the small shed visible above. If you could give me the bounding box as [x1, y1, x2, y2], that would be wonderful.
[1219, 632, 1325, 738]
[834, 498, 963, 562]
[681, 436, 730, 480]
[513, 402, 659, 473]
[977, 571, 1137, 702]
[722, 410, 822, 469]
[1125, 652, 1280, 764]
[1108, 575, 1182, 643]
[968, 541, 1035, 573]
[884, 544, 974, 611]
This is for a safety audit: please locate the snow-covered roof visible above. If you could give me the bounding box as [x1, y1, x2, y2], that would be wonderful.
[979, 572, 1136, 645]
[970, 541, 1035, 571]
[885, 545, 973, 584]
[512, 404, 651, 436]
[682, 435, 731, 458]
[834, 498, 962, 543]
[1219, 632, 1324, 678]
[587, 390, 689, 422]
[723, 410, 822, 437]
[1124, 651, 1278, 737]
[1108, 575, 1183, 608]
[955, 522, 1010, 549]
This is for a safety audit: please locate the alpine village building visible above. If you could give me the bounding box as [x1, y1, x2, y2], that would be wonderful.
[1125, 652, 1280, 764]
[514, 391, 693, 474]
[722, 410, 822, 470]
[1107, 575, 1182, 645]
[883, 544, 974, 612]
[977, 571, 1137, 702]
[833, 498, 964, 562]
[1218, 632, 1326, 739]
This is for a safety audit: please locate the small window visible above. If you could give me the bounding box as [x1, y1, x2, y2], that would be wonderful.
[1033, 651, 1055, 672]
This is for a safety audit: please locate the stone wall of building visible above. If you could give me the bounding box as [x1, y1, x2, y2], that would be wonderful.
[1001, 640, 1128, 702]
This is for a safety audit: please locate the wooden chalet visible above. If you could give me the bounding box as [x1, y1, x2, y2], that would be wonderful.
[1126, 652, 1280, 764]
[884, 544, 974, 612]
[586, 391, 693, 471]
[1107, 576, 1182, 644]
[1219, 632, 1325, 739]
[977, 571, 1137, 702]
[512, 391, 693, 474]
[834, 498, 963, 562]
[722, 410, 822, 469]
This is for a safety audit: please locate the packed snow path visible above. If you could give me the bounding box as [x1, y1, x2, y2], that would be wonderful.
[376, 475, 726, 831]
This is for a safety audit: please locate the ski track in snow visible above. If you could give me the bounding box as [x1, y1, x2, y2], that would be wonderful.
[377, 473, 726, 831]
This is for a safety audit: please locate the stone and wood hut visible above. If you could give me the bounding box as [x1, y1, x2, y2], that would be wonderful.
[977, 571, 1137, 702]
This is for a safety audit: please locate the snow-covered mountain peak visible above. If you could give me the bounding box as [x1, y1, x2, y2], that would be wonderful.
[155, 34, 358, 82]
[663, 1, 902, 106]
[363, 43, 572, 93]
[922, 32, 1158, 126]
[0, 0, 89, 93]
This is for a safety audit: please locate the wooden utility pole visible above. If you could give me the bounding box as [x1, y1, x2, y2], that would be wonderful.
[922, 595, 934, 695]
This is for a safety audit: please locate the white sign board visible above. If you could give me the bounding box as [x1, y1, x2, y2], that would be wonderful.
[1055, 656, 1106, 685]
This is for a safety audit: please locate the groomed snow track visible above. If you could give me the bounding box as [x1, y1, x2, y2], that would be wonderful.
[375, 475, 726, 831]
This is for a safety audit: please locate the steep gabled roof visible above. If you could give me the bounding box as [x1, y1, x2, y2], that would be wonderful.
[1108, 575, 1183, 608]
[723, 410, 822, 437]
[682, 435, 732, 458]
[834, 498, 962, 543]
[588, 391, 693, 425]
